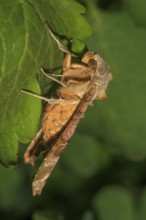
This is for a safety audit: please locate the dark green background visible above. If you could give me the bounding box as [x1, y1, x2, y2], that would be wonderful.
[0, 0, 146, 219]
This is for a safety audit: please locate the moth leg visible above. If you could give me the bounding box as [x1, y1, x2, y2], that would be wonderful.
[20, 89, 54, 103]
[40, 67, 66, 87]
[44, 21, 76, 57]
[63, 53, 72, 71]
[70, 63, 88, 69]
[62, 61, 90, 80]
[44, 74, 62, 77]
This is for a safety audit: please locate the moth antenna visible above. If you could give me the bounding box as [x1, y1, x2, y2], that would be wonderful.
[20, 89, 53, 103]
[44, 21, 77, 57]
[40, 68, 66, 87]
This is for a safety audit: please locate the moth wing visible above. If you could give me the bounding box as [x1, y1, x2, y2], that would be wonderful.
[32, 101, 80, 196]
[42, 102, 78, 143]
[32, 90, 93, 196]
[24, 128, 43, 166]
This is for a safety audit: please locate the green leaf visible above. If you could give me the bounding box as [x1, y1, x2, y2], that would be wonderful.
[0, 0, 91, 167]
[92, 186, 135, 220]
[31, 0, 92, 40]
[84, 0, 146, 160]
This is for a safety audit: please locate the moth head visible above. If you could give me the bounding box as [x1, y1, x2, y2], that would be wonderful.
[82, 51, 97, 70]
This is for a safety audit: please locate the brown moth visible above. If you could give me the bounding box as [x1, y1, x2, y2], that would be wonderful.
[21, 22, 112, 196]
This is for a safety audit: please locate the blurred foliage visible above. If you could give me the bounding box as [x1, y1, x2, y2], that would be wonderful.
[0, 0, 146, 219]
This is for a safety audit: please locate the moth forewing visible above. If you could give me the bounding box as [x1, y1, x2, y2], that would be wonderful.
[32, 85, 96, 196]
[24, 128, 43, 165]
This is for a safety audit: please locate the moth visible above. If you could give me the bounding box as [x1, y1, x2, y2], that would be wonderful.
[21, 22, 112, 196]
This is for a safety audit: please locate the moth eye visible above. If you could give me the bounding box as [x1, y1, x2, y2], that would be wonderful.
[87, 59, 97, 69]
